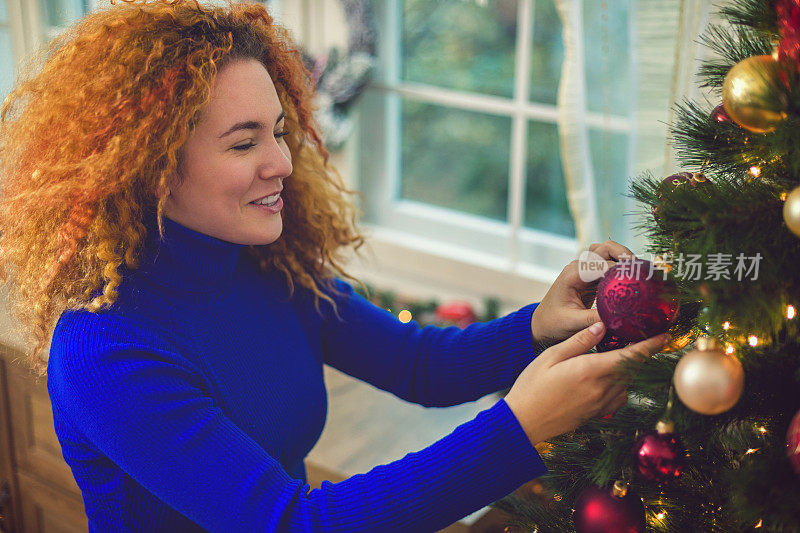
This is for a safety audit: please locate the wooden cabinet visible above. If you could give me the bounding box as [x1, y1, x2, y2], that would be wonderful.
[0, 343, 88, 533]
[0, 347, 21, 533]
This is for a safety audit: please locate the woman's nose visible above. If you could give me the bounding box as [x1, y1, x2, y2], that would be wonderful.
[259, 139, 292, 180]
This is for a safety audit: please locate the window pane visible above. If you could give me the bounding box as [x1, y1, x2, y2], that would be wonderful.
[589, 128, 629, 239]
[524, 120, 574, 236]
[583, 0, 631, 115]
[0, 28, 13, 100]
[401, 99, 511, 221]
[41, 0, 87, 29]
[529, 0, 562, 105]
[402, 0, 518, 98]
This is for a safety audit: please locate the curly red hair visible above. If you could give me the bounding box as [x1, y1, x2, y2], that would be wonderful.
[0, 0, 365, 376]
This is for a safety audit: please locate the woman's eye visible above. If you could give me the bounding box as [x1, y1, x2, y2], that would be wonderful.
[275, 130, 290, 140]
[232, 142, 256, 151]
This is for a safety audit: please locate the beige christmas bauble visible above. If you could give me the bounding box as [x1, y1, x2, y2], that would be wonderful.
[673, 337, 744, 415]
[783, 186, 800, 237]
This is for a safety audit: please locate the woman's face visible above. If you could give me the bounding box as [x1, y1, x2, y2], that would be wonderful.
[164, 58, 293, 245]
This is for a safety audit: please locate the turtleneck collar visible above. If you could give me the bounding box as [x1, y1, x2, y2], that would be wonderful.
[132, 211, 245, 293]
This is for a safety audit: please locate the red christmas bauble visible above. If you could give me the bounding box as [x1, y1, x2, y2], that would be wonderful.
[596, 259, 680, 343]
[777, 0, 800, 66]
[435, 301, 477, 328]
[573, 482, 646, 533]
[711, 103, 734, 124]
[652, 172, 712, 223]
[787, 409, 800, 475]
[655, 172, 711, 202]
[634, 423, 685, 482]
[597, 332, 631, 352]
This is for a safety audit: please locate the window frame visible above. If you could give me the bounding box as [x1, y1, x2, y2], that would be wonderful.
[348, 0, 635, 305]
[2, 0, 30, 77]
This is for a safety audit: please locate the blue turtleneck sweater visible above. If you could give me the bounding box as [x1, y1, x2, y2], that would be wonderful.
[46, 214, 547, 532]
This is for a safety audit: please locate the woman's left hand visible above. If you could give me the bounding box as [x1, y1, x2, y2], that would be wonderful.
[530, 240, 635, 346]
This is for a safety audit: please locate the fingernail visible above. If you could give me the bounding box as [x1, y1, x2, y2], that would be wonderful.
[589, 321, 604, 336]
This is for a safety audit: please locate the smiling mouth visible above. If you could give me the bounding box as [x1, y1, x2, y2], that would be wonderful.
[250, 193, 281, 206]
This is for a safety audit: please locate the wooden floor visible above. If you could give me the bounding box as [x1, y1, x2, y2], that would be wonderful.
[305, 365, 509, 532]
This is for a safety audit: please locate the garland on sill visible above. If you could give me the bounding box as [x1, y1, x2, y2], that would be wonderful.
[353, 282, 502, 329]
[300, 0, 378, 151]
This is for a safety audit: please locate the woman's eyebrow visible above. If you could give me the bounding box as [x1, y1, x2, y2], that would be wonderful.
[218, 110, 286, 139]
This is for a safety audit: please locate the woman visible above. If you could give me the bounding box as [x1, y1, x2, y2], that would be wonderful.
[0, 1, 669, 531]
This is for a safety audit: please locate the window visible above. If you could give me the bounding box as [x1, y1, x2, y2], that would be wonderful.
[40, 0, 90, 40]
[0, 0, 94, 104]
[1, 0, 279, 103]
[357, 0, 634, 279]
[0, 0, 15, 100]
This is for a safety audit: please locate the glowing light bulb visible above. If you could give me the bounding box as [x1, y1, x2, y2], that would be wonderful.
[656, 512, 666, 520]
[781, 192, 788, 201]
[755, 519, 763, 528]
[758, 426, 767, 434]
[723, 321, 731, 330]
[750, 166, 761, 177]
[788, 305, 796, 319]
[725, 344, 735, 355]
[398, 310, 412, 323]
[746, 448, 759, 455]
[748, 335, 758, 347]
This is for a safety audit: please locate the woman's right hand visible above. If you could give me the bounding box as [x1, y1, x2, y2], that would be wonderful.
[504, 322, 670, 447]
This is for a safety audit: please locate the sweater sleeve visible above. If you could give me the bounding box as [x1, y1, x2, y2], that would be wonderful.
[48, 330, 547, 532]
[319, 279, 543, 407]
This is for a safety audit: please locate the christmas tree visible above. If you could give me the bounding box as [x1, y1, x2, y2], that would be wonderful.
[495, 1, 800, 531]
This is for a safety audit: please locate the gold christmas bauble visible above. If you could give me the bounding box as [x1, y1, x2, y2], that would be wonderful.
[783, 186, 800, 237]
[722, 55, 788, 133]
[673, 337, 745, 415]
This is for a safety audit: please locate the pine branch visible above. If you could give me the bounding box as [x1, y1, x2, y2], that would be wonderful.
[697, 23, 774, 91]
[718, 0, 779, 31]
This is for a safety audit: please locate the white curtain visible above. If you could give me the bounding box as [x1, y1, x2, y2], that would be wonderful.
[554, 0, 712, 254]
[553, 0, 601, 247]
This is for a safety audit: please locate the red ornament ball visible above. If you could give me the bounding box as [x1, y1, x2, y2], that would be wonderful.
[596, 259, 680, 343]
[634, 423, 685, 482]
[711, 103, 733, 124]
[573, 482, 646, 533]
[597, 332, 631, 352]
[435, 301, 477, 328]
[652, 172, 712, 222]
[655, 172, 711, 201]
[777, 0, 800, 65]
[787, 409, 800, 476]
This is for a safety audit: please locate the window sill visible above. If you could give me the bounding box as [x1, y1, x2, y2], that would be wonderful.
[343, 224, 569, 313]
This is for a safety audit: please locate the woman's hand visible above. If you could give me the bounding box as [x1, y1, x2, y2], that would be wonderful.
[505, 321, 669, 446]
[530, 239, 635, 346]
